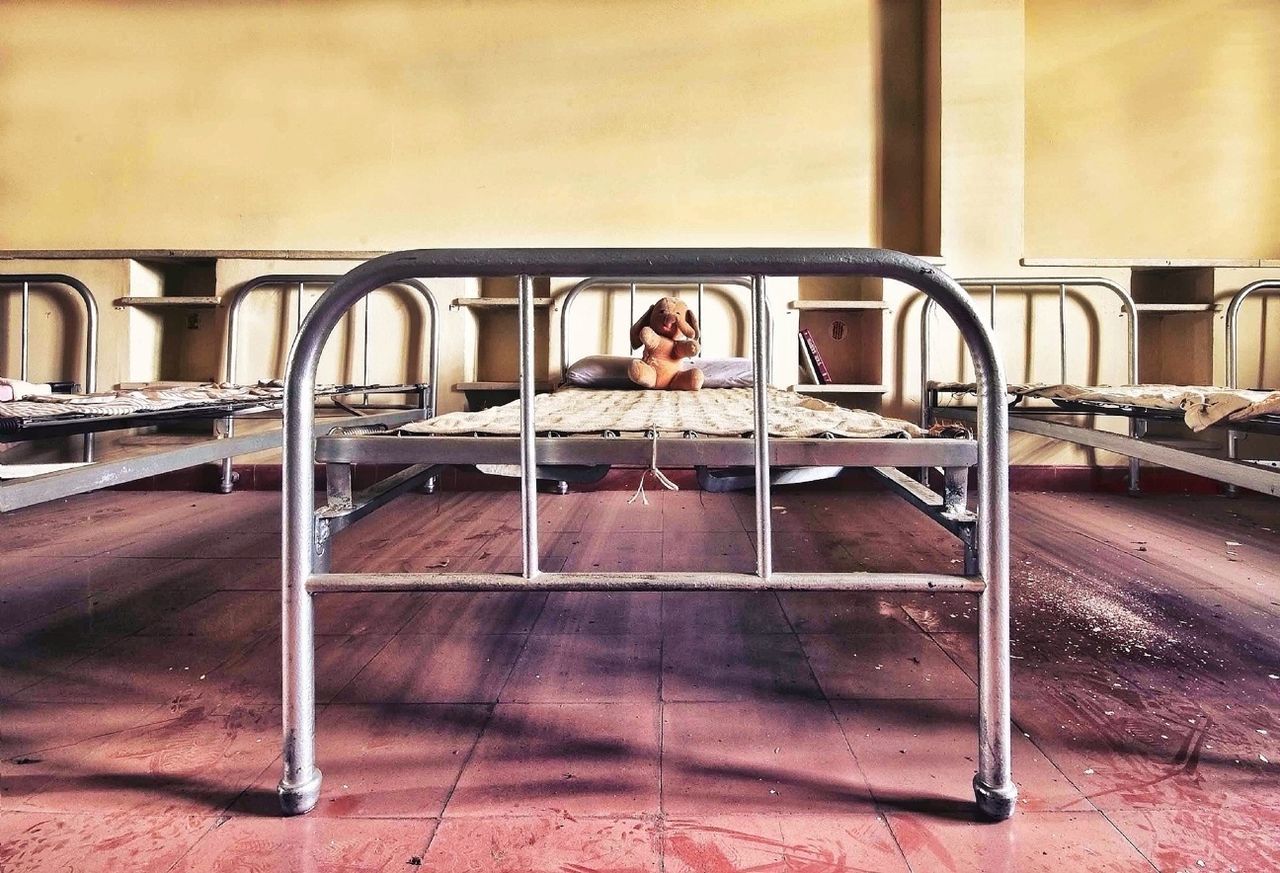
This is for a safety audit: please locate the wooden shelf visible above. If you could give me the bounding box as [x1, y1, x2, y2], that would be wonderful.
[451, 297, 553, 310]
[1133, 302, 1218, 313]
[114, 296, 220, 307]
[792, 383, 888, 394]
[1022, 257, 1275, 268]
[789, 300, 889, 311]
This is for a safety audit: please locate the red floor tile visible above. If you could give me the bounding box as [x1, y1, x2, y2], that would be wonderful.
[502, 632, 660, 703]
[777, 591, 919, 634]
[447, 702, 660, 817]
[13, 703, 278, 816]
[135, 590, 278, 641]
[239, 704, 489, 819]
[561, 531, 664, 573]
[661, 700, 872, 815]
[0, 811, 217, 873]
[800, 632, 978, 699]
[1107, 806, 1280, 871]
[170, 815, 434, 872]
[532, 591, 662, 635]
[833, 698, 1090, 814]
[661, 632, 820, 702]
[335, 634, 526, 703]
[662, 813, 910, 872]
[208, 632, 393, 707]
[663, 492, 745, 532]
[662, 530, 756, 573]
[399, 591, 548, 635]
[887, 810, 1154, 872]
[422, 814, 659, 872]
[662, 591, 792, 635]
[312, 592, 431, 635]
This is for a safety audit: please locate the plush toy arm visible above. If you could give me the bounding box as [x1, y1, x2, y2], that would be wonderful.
[639, 326, 663, 350]
[674, 339, 700, 359]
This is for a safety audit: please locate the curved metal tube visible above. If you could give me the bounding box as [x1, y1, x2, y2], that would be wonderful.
[279, 248, 1012, 819]
[557, 275, 773, 377]
[1225, 279, 1280, 389]
[1, 273, 99, 392]
[220, 273, 440, 492]
[920, 276, 1139, 488]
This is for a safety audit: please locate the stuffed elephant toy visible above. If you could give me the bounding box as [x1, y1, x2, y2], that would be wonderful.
[627, 297, 704, 390]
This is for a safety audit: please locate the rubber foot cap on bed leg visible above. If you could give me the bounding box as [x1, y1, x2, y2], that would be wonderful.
[973, 775, 1017, 821]
[278, 768, 323, 816]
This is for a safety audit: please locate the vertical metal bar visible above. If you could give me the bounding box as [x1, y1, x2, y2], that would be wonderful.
[697, 283, 704, 357]
[751, 275, 772, 580]
[629, 281, 637, 353]
[519, 274, 540, 579]
[1058, 283, 1067, 384]
[362, 292, 371, 406]
[297, 282, 305, 331]
[919, 298, 935, 482]
[20, 281, 30, 381]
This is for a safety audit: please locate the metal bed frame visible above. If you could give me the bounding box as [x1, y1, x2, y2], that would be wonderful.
[0, 275, 440, 513]
[278, 247, 1016, 821]
[2, 273, 100, 462]
[922, 277, 1280, 498]
[218, 273, 441, 492]
[1225, 279, 1280, 477]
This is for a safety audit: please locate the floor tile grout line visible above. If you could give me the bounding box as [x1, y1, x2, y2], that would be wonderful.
[428, 588, 549, 838]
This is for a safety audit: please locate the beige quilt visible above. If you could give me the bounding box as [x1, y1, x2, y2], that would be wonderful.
[400, 387, 924, 439]
[0, 381, 290, 421]
[931, 381, 1279, 432]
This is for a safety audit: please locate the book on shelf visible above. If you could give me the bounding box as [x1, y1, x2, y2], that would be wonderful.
[798, 342, 821, 384]
[798, 328, 833, 384]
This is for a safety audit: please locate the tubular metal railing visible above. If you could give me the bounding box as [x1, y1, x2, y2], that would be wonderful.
[219, 273, 440, 492]
[920, 277, 1140, 490]
[278, 248, 1015, 822]
[1, 273, 99, 393]
[1224, 278, 1280, 473]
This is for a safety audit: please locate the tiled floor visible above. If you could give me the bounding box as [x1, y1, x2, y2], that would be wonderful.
[1, 484, 1278, 871]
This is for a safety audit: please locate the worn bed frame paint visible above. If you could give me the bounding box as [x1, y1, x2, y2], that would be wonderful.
[278, 247, 1017, 820]
[921, 277, 1140, 491]
[218, 274, 441, 493]
[921, 276, 1280, 497]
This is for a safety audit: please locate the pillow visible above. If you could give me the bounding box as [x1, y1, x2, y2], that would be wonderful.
[561, 355, 757, 389]
[698, 357, 754, 388]
[561, 355, 637, 389]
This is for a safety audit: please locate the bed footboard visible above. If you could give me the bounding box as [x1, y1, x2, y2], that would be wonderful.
[278, 248, 1016, 821]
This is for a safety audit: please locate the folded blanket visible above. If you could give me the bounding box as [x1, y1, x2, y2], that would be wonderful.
[0, 377, 55, 402]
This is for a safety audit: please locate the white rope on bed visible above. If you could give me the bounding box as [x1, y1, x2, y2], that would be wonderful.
[628, 429, 680, 506]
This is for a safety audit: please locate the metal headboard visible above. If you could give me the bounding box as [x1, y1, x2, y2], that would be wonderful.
[557, 276, 773, 377]
[1, 274, 99, 392]
[224, 273, 440, 409]
[1225, 278, 1280, 389]
[219, 273, 440, 493]
[920, 277, 1139, 488]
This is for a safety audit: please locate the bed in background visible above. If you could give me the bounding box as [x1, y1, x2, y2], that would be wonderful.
[922, 277, 1280, 497]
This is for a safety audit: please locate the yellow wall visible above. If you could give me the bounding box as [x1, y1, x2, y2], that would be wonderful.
[0, 0, 876, 251]
[1026, 0, 1280, 260]
[4, 0, 1280, 472]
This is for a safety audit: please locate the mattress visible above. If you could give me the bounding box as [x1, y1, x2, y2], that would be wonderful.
[0, 382, 290, 422]
[400, 387, 924, 439]
[931, 381, 1280, 432]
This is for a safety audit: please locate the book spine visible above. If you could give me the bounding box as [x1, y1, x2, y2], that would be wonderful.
[798, 329, 833, 384]
[798, 342, 821, 384]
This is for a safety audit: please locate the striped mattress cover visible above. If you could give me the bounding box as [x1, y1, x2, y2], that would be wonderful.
[400, 387, 925, 439]
[931, 381, 1280, 432]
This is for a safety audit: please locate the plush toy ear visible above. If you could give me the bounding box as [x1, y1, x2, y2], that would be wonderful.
[630, 303, 656, 349]
[678, 305, 699, 340]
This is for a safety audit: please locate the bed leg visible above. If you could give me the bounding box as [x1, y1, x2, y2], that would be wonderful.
[1127, 420, 1145, 495]
[326, 463, 354, 511]
[218, 416, 236, 494]
[420, 476, 438, 494]
[279, 581, 322, 816]
[554, 480, 569, 495]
